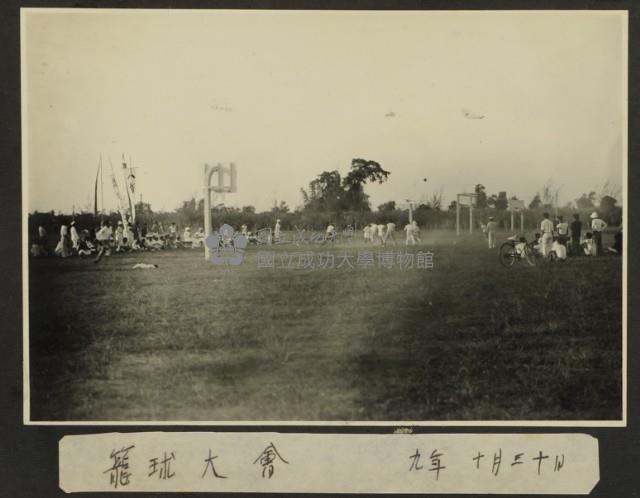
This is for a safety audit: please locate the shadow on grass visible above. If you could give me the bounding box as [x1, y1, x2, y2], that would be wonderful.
[351, 250, 622, 421]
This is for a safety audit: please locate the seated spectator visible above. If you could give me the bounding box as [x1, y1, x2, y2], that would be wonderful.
[77, 237, 93, 256]
[581, 232, 596, 256]
[552, 236, 567, 261]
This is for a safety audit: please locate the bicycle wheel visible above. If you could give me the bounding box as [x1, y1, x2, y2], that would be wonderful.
[523, 246, 538, 266]
[499, 242, 517, 267]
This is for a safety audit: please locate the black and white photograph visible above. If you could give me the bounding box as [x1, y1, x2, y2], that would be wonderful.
[22, 9, 626, 423]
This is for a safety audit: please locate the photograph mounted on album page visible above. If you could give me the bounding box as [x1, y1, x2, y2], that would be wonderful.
[21, 8, 627, 427]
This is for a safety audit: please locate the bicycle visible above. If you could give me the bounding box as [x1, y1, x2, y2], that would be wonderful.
[499, 235, 540, 268]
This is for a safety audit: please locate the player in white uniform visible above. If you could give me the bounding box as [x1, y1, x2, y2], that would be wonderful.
[368, 223, 378, 244]
[274, 219, 282, 243]
[363, 224, 372, 243]
[404, 223, 416, 245]
[383, 222, 397, 246]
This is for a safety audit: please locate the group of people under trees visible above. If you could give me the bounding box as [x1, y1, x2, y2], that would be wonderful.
[31, 219, 207, 262]
[483, 211, 622, 260]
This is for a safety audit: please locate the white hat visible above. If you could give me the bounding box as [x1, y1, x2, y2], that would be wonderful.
[70, 221, 76, 226]
[489, 216, 494, 221]
[276, 219, 281, 222]
[590, 212, 598, 219]
[118, 220, 123, 225]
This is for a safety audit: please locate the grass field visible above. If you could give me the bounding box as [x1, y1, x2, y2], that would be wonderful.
[28, 230, 622, 421]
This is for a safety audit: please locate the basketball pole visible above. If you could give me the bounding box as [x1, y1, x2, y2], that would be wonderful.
[204, 162, 237, 260]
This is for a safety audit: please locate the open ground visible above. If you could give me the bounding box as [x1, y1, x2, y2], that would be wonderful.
[28, 230, 622, 422]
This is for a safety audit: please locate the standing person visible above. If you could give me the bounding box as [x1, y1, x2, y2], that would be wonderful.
[540, 212, 554, 257]
[570, 213, 582, 256]
[274, 219, 281, 243]
[404, 222, 416, 245]
[411, 220, 422, 243]
[363, 224, 372, 243]
[70, 221, 80, 250]
[556, 215, 569, 246]
[383, 221, 397, 246]
[54, 223, 72, 258]
[369, 223, 379, 244]
[376, 223, 386, 245]
[590, 212, 607, 256]
[485, 216, 498, 249]
[241, 224, 248, 237]
[37, 225, 48, 255]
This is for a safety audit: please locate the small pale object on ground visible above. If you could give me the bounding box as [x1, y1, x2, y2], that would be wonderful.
[132, 263, 159, 269]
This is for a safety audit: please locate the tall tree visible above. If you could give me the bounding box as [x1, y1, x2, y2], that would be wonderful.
[494, 191, 508, 210]
[342, 158, 390, 211]
[474, 184, 487, 208]
[378, 200, 396, 212]
[599, 195, 617, 211]
[301, 159, 390, 213]
[575, 192, 597, 209]
[303, 170, 344, 212]
[529, 193, 541, 210]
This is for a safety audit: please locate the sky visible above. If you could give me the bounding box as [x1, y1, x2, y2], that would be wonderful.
[22, 9, 626, 214]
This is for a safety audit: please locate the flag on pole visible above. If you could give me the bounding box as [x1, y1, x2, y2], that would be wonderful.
[121, 154, 136, 223]
[109, 157, 128, 228]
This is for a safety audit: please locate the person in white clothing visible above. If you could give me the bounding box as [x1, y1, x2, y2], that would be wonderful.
[383, 222, 397, 246]
[484, 217, 498, 249]
[404, 223, 416, 245]
[556, 216, 569, 246]
[590, 212, 607, 256]
[323, 223, 336, 244]
[363, 224, 372, 243]
[540, 212, 554, 257]
[581, 232, 596, 256]
[274, 219, 282, 243]
[411, 221, 421, 243]
[377, 224, 386, 244]
[70, 221, 80, 250]
[368, 223, 379, 244]
[551, 237, 567, 261]
[55, 224, 72, 258]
